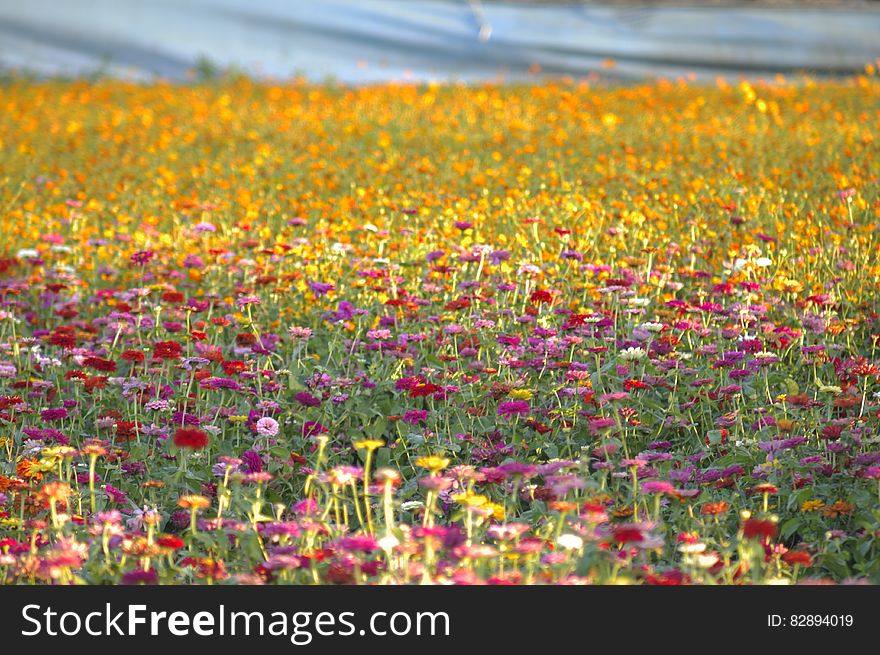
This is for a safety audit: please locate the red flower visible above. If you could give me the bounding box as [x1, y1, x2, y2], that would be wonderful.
[173, 428, 209, 450]
[820, 424, 843, 441]
[611, 525, 644, 544]
[156, 535, 185, 550]
[121, 349, 144, 363]
[410, 383, 443, 398]
[741, 518, 777, 541]
[529, 289, 553, 304]
[154, 340, 183, 360]
[782, 550, 813, 567]
[83, 356, 116, 372]
[49, 328, 77, 349]
[221, 360, 247, 375]
[114, 420, 140, 441]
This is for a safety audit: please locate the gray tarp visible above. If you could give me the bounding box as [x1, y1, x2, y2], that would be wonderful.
[0, 0, 878, 82]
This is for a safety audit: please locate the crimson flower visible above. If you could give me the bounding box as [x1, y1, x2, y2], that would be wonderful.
[173, 428, 209, 450]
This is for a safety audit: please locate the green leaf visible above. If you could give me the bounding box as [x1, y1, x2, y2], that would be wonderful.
[780, 517, 802, 539]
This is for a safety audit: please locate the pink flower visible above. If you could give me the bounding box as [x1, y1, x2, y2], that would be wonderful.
[497, 400, 530, 418]
[640, 480, 677, 495]
[255, 417, 279, 437]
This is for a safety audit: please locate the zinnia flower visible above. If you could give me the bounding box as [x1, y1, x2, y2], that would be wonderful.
[255, 417, 279, 437]
[497, 400, 530, 418]
[173, 428, 209, 450]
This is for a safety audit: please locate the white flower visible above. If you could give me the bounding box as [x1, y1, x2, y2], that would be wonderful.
[556, 533, 584, 550]
[683, 553, 721, 569]
[378, 535, 400, 552]
[755, 257, 773, 267]
[640, 322, 664, 333]
[16, 248, 39, 259]
[619, 347, 647, 362]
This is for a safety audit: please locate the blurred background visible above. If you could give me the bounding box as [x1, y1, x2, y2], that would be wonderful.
[0, 0, 878, 82]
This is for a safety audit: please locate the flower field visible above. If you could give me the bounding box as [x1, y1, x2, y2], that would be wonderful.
[0, 74, 879, 585]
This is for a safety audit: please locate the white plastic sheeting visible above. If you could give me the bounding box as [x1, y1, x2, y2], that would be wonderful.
[0, 0, 878, 82]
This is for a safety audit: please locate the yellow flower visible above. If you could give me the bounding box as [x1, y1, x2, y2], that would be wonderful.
[801, 499, 825, 512]
[509, 389, 533, 400]
[487, 503, 505, 521]
[354, 439, 384, 451]
[415, 456, 450, 472]
[42, 446, 78, 459]
[451, 491, 488, 508]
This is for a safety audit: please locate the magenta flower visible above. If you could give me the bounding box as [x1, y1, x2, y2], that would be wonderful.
[130, 250, 155, 265]
[403, 409, 428, 425]
[497, 400, 530, 418]
[40, 408, 69, 422]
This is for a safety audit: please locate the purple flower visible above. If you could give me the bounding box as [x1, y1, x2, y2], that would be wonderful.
[104, 485, 128, 504]
[403, 409, 428, 425]
[130, 250, 155, 265]
[241, 450, 264, 473]
[302, 421, 328, 437]
[863, 467, 880, 480]
[309, 281, 335, 298]
[122, 568, 158, 585]
[336, 534, 379, 554]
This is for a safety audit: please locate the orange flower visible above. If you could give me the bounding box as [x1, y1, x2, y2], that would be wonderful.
[16, 459, 42, 481]
[178, 494, 210, 510]
[701, 501, 729, 515]
[41, 481, 71, 502]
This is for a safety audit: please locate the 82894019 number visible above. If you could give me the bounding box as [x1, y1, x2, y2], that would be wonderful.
[768, 614, 854, 628]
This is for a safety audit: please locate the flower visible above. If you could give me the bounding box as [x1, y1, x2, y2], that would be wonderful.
[741, 517, 778, 541]
[415, 456, 450, 473]
[354, 439, 384, 451]
[619, 347, 647, 362]
[497, 400, 530, 418]
[255, 417, 279, 437]
[130, 250, 155, 265]
[288, 326, 314, 340]
[178, 495, 210, 509]
[556, 534, 584, 550]
[173, 428, 209, 450]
